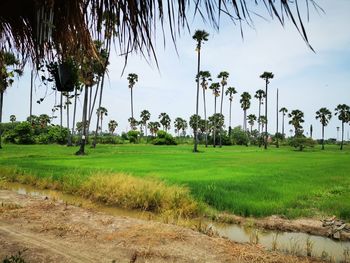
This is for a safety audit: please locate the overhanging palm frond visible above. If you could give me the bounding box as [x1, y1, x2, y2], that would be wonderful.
[0, 0, 320, 65]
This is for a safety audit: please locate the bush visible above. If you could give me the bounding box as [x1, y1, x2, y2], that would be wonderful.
[230, 126, 249, 145]
[14, 122, 35, 144]
[47, 125, 69, 144]
[289, 136, 316, 151]
[3, 130, 16, 143]
[152, 130, 177, 145]
[36, 133, 50, 144]
[127, 130, 140, 143]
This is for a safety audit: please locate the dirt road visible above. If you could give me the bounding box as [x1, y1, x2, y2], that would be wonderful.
[0, 190, 319, 262]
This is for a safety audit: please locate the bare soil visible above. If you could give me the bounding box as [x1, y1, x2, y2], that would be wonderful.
[0, 190, 321, 263]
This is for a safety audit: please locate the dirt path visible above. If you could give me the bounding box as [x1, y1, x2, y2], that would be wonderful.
[0, 190, 320, 263]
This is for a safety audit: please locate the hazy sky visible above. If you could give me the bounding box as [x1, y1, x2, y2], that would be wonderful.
[3, 0, 350, 140]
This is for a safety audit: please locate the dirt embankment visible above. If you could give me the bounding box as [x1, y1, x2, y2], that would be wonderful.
[0, 190, 320, 263]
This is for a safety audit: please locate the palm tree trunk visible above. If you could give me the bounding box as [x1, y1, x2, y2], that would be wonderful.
[92, 73, 107, 148]
[76, 85, 89, 155]
[264, 81, 268, 150]
[194, 48, 201, 153]
[219, 86, 224, 148]
[203, 88, 208, 147]
[100, 115, 103, 135]
[60, 92, 63, 130]
[322, 124, 325, 150]
[282, 113, 285, 138]
[131, 87, 134, 119]
[88, 79, 100, 128]
[66, 94, 72, 146]
[213, 97, 217, 147]
[258, 98, 261, 133]
[276, 88, 279, 148]
[229, 100, 232, 137]
[0, 91, 3, 149]
[341, 121, 344, 150]
[30, 69, 33, 118]
[72, 87, 78, 141]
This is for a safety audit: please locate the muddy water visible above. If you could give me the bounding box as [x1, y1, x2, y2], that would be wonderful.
[6, 182, 350, 262]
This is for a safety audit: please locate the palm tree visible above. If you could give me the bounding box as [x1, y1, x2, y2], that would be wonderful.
[259, 116, 267, 132]
[0, 51, 22, 149]
[189, 114, 201, 138]
[148, 121, 161, 137]
[209, 82, 220, 147]
[127, 73, 138, 119]
[96, 106, 108, 135]
[315, 108, 332, 150]
[260, 71, 274, 149]
[254, 89, 266, 133]
[218, 71, 229, 147]
[193, 29, 209, 152]
[159, 112, 171, 132]
[208, 113, 225, 147]
[10, 115, 16, 123]
[197, 70, 211, 147]
[334, 104, 350, 150]
[128, 117, 138, 130]
[140, 110, 151, 138]
[240, 92, 251, 132]
[108, 120, 118, 135]
[247, 114, 257, 133]
[174, 117, 185, 137]
[38, 114, 51, 129]
[288, 109, 304, 137]
[225, 87, 237, 136]
[279, 107, 288, 137]
[181, 119, 188, 137]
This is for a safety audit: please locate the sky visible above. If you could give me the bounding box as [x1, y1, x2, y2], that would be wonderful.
[3, 0, 350, 140]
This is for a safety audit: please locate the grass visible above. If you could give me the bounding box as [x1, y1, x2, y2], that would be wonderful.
[0, 143, 349, 220]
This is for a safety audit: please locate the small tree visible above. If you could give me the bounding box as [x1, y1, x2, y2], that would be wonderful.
[334, 104, 350, 150]
[315, 107, 332, 150]
[289, 109, 305, 137]
[148, 121, 161, 137]
[96, 106, 108, 134]
[127, 73, 138, 119]
[159, 113, 171, 131]
[108, 120, 118, 135]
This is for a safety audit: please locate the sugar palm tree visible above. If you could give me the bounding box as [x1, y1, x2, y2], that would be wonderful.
[218, 71, 229, 147]
[254, 89, 266, 133]
[174, 117, 185, 137]
[247, 114, 257, 133]
[260, 72, 274, 149]
[140, 110, 151, 137]
[10, 114, 16, 123]
[159, 112, 171, 132]
[209, 82, 220, 147]
[193, 29, 209, 152]
[334, 104, 350, 150]
[288, 109, 304, 136]
[315, 108, 332, 150]
[38, 114, 51, 129]
[108, 120, 118, 135]
[208, 113, 224, 147]
[148, 121, 160, 137]
[128, 117, 138, 130]
[0, 51, 22, 149]
[127, 73, 138, 119]
[279, 107, 288, 138]
[197, 70, 211, 147]
[240, 92, 251, 132]
[225, 87, 237, 136]
[96, 106, 108, 135]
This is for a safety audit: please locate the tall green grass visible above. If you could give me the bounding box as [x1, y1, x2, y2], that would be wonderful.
[0, 144, 349, 219]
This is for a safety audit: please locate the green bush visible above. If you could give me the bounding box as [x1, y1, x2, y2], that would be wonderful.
[127, 130, 140, 143]
[14, 122, 35, 144]
[230, 126, 249, 145]
[47, 125, 69, 144]
[36, 133, 50, 144]
[289, 136, 316, 151]
[3, 130, 16, 143]
[152, 130, 177, 145]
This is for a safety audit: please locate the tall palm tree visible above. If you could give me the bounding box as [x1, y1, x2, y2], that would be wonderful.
[225, 87, 237, 136]
[10, 115, 16, 123]
[108, 120, 118, 135]
[259, 116, 267, 133]
[96, 106, 108, 135]
[218, 71, 229, 147]
[128, 117, 138, 130]
[247, 114, 257, 133]
[254, 89, 265, 133]
[197, 70, 211, 147]
[288, 109, 304, 136]
[174, 117, 185, 137]
[0, 51, 22, 149]
[260, 71, 274, 149]
[334, 104, 350, 150]
[315, 108, 332, 150]
[209, 82, 220, 147]
[159, 112, 171, 132]
[127, 73, 138, 119]
[140, 110, 151, 137]
[279, 107, 288, 137]
[193, 29, 209, 152]
[240, 92, 251, 132]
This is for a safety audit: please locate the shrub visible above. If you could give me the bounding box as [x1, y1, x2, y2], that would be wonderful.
[127, 130, 140, 143]
[47, 125, 69, 144]
[230, 126, 249, 145]
[3, 130, 16, 143]
[289, 136, 316, 151]
[14, 122, 35, 144]
[36, 133, 50, 144]
[152, 130, 177, 145]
